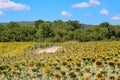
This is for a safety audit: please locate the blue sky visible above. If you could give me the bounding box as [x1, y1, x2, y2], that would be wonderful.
[0, 0, 120, 25]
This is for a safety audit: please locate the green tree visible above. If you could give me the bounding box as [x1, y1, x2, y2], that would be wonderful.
[35, 22, 55, 41]
[40, 23, 54, 38]
[66, 20, 81, 30]
[99, 22, 110, 28]
[52, 35, 61, 42]
[35, 20, 44, 28]
[7, 22, 21, 28]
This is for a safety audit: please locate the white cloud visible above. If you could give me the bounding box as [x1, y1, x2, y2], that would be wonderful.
[61, 11, 72, 17]
[0, 0, 30, 10]
[72, 0, 100, 8]
[100, 8, 109, 15]
[72, 2, 90, 8]
[0, 10, 3, 15]
[85, 13, 91, 16]
[111, 14, 120, 21]
[89, 0, 100, 5]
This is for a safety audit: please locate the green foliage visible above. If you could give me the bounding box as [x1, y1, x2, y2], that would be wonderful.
[6, 22, 21, 28]
[99, 22, 110, 28]
[0, 20, 120, 42]
[34, 19, 44, 28]
[66, 20, 81, 30]
[52, 35, 61, 42]
[39, 23, 54, 38]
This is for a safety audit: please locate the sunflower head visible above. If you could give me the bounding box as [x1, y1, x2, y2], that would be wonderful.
[115, 76, 120, 80]
[69, 71, 76, 78]
[83, 76, 89, 80]
[61, 70, 66, 75]
[43, 66, 51, 74]
[109, 76, 115, 80]
[55, 73, 61, 78]
[95, 60, 102, 67]
[109, 62, 115, 66]
[96, 73, 104, 79]
[62, 61, 67, 66]
[75, 67, 80, 72]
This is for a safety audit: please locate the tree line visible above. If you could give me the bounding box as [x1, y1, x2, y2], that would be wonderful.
[0, 20, 120, 42]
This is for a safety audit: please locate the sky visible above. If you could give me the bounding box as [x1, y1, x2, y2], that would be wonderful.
[0, 0, 120, 25]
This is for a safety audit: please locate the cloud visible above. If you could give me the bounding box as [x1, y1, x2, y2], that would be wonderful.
[111, 14, 120, 21]
[85, 13, 92, 16]
[0, 0, 30, 10]
[72, 2, 90, 8]
[61, 11, 72, 17]
[0, 10, 3, 15]
[89, 0, 100, 5]
[72, 0, 100, 8]
[100, 8, 109, 15]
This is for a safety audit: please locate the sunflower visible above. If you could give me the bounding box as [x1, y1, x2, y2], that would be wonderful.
[55, 73, 61, 79]
[109, 76, 115, 80]
[75, 67, 80, 72]
[75, 61, 81, 67]
[56, 66, 61, 70]
[61, 70, 66, 75]
[67, 63, 72, 68]
[62, 61, 67, 66]
[96, 73, 104, 79]
[69, 71, 76, 78]
[92, 58, 96, 62]
[95, 60, 102, 67]
[115, 76, 120, 80]
[109, 62, 115, 66]
[83, 76, 89, 80]
[43, 66, 51, 74]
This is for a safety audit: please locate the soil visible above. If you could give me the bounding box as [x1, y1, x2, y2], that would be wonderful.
[34, 46, 60, 54]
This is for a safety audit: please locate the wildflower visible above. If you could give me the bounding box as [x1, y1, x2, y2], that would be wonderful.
[2, 70, 8, 75]
[35, 62, 42, 67]
[92, 58, 96, 62]
[67, 58, 72, 61]
[116, 76, 120, 80]
[115, 53, 118, 56]
[109, 62, 115, 66]
[69, 71, 76, 78]
[12, 67, 17, 72]
[83, 76, 89, 80]
[56, 66, 61, 70]
[83, 66, 90, 72]
[82, 57, 86, 61]
[55, 73, 61, 79]
[43, 66, 51, 74]
[96, 73, 104, 79]
[32, 67, 39, 72]
[67, 63, 72, 68]
[0, 65, 4, 70]
[75, 67, 80, 72]
[62, 61, 67, 66]
[109, 76, 115, 80]
[75, 61, 81, 67]
[95, 60, 102, 67]
[61, 70, 66, 75]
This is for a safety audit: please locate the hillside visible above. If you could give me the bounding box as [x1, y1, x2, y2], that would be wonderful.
[0, 21, 35, 26]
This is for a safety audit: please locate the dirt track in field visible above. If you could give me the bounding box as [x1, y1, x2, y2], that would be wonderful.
[34, 46, 60, 54]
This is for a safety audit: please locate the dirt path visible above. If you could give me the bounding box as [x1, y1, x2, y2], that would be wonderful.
[34, 46, 60, 54]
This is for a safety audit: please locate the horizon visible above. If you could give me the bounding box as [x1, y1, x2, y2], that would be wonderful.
[0, 0, 120, 25]
[0, 20, 120, 26]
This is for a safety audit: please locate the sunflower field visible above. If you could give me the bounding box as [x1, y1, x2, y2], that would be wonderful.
[0, 42, 120, 80]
